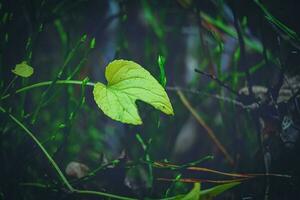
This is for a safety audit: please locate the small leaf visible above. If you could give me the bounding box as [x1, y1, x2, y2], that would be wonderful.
[12, 61, 34, 78]
[93, 59, 174, 125]
[90, 37, 96, 49]
[80, 34, 87, 42]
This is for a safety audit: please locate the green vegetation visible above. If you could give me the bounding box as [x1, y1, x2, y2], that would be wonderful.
[0, 0, 299, 199]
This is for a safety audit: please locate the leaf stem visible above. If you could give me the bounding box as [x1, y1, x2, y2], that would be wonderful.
[176, 90, 235, 166]
[1, 80, 95, 100]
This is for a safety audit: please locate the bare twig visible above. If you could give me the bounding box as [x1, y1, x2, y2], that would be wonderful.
[167, 86, 259, 110]
[194, 69, 240, 96]
[176, 90, 234, 165]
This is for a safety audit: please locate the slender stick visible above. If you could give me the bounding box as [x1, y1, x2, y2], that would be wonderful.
[194, 69, 240, 96]
[176, 90, 234, 165]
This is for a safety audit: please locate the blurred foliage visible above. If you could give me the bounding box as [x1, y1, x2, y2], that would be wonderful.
[0, 0, 300, 199]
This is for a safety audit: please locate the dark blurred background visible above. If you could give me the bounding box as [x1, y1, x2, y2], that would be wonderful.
[1, 0, 300, 199]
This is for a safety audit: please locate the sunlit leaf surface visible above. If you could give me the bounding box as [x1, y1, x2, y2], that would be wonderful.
[93, 59, 174, 125]
[11, 61, 34, 78]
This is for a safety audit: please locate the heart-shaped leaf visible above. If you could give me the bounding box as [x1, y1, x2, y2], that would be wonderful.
[12, 61, 34, 78]
[93, 59, 174, 125]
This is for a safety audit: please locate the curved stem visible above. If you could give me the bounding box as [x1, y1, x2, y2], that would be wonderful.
[177, 90, 235, 166]
[0, 106, 74, 191]
[0, 106, 137, 200]
[1, 80, 95, 100]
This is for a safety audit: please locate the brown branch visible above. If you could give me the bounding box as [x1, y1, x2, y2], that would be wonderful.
[157, 177, 246, 184]
[176, 90, 235, 166]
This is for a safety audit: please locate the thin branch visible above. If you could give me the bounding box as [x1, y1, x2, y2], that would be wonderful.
[194, 69, 240, 96]
[151, 161, 291, 178]
[157, 177, 247, 184]
[176, 90, 235, 165]
[71, 159, 121, 185]
[31, 35, 87, 124]
[167, 86, 259, 111]
[136, 133, 153, 188]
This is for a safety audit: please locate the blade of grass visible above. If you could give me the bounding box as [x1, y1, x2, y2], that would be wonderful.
[200, 12, 263, 53]
[254, 0, 300, 42]
[136, 133, 153, 188]
[31, 34, 87, 124]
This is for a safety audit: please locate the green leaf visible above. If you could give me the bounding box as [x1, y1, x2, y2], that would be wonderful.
[80, 34, 87, 42]
[200, 182, 240, 200]
[93, 59, 174, 125]
[167, 182, 239, 200]
[167, 183, 201, 200]
[12, 61, 34, 78]
[54, 19, 67, 47]
[158, 55, 167, 87]
[90, 37, 96, 49]
[182, 183, 201, 200]
[142, 0, 164, 39]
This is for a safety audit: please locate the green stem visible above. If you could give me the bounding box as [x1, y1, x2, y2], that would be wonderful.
[71, 159, 120, 185]
[1, 80, 95, 100]
[19, 182, 137, 200]
[20, 182, 57, 191]
[0, 106, 137, 200]
[31, 35, 87, 124]
[0, 75, 17, 98]
[73, 189, 136, 200]
[135, 133, 153, 188]
[0, 106, 74, 191]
